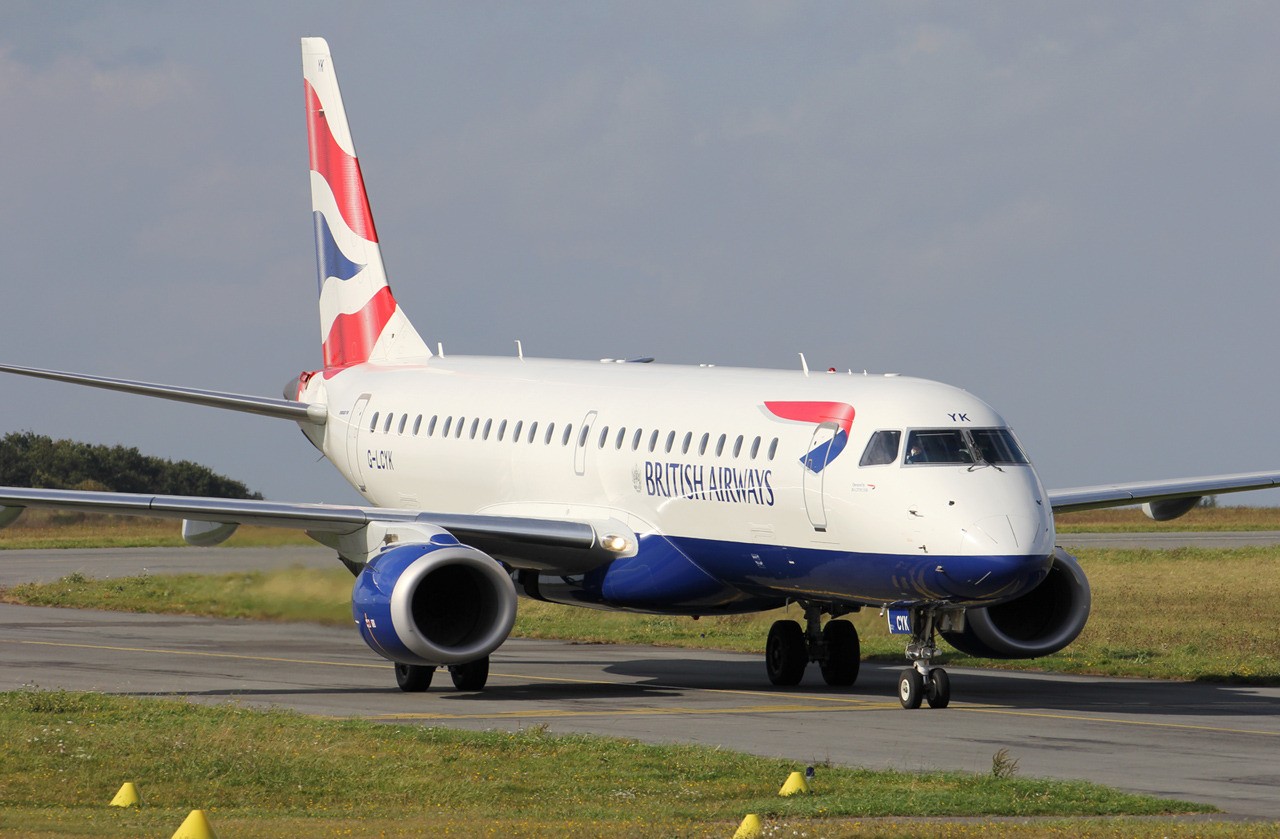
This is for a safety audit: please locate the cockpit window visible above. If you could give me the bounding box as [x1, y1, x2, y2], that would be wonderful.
[905, 430, 974, 464]
[859, 430, 901, 466]
[970, 429, 1029, 464]
[903, 428, 1028, 466]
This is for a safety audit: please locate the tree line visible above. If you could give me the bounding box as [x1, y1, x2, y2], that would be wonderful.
[0, 431, 262, 499]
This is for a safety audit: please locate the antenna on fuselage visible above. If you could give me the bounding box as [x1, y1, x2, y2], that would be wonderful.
[798, 353, 810, 377]
[515, 340, 524, 360]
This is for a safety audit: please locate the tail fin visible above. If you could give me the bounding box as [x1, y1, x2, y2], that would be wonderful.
[301, 37, 430, 370]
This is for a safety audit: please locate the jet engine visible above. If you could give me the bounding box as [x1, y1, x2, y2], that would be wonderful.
[351, 536, 517, 666]
[940, 547, 1090, 659]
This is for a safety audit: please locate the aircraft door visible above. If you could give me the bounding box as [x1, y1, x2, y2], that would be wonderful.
[574, 410, 597, 476]
[345, 394, 372, 492]
[802, 422, 837, 532]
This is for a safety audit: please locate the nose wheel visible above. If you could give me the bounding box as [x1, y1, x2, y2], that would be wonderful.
[899, 665, 950, 709]
[897, 606, 953, 709]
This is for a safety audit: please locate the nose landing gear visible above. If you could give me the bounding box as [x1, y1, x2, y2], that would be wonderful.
[898, 607, 953, 709]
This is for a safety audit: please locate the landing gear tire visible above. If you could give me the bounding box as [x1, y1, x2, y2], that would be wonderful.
[448, 656, 490, 691]
[819, 619, 861, 686]
[926, 668, 951, 709]
[395, 663, 434, 692]
[765, 620, 807, 686]
[898, 668, 924, 709]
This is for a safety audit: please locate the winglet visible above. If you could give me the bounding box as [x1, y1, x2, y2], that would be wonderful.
[302, 37, 430, 371]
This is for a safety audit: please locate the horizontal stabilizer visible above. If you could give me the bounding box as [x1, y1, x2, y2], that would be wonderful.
[0, 363, 326, 424]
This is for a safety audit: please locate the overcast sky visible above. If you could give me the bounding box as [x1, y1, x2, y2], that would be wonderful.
[2, 2, 1278, 507]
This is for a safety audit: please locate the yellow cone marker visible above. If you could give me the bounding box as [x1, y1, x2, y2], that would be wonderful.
[778, 770, 810, 796]
[732, 813, 763, 838]
[108, 782, 141, 807]
[171, 809, 218, 839]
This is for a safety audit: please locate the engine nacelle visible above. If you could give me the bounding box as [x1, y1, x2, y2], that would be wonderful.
[1142, 497, 1202, 521]
[351, 536, 517, 666]
[940, 547, 1091, 659]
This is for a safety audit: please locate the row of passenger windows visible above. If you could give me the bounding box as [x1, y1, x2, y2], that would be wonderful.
[367, 410, 782, 461]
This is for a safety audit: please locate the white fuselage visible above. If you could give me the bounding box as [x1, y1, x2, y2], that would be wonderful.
[299, 356, 1055, 609]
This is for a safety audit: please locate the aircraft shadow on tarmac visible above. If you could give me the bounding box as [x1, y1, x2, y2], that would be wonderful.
[601, 659, 1280, 719]
[99, 656, 1280, 723]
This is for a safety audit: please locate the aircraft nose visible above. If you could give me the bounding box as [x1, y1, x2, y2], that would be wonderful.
[927, 551, 1051, 602]
[960, 514, 1049, 555]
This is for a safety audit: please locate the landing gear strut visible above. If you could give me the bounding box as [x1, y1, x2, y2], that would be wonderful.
[393, 655, 491, 692]
[764, 603, 861, 687]
[898, 607, 951, 709]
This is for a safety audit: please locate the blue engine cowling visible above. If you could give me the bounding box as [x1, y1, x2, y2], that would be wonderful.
[940, 547, 1091, 659]
[351, 536, 517, 666]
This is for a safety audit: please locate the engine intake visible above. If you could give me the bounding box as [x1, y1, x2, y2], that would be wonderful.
[351, 537, 517, 666]
[940, 547, 1091, 659]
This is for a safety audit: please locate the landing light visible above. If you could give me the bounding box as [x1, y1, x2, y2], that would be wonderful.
[600, 534, 631, 553]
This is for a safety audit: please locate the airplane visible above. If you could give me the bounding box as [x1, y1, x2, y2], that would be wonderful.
[2, 37, 1279, 709]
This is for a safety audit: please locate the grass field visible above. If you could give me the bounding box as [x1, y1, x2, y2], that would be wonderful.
[0, 689, 1232, 839]
[0, 511, 313, 550]
[4, 520, 1279, 835]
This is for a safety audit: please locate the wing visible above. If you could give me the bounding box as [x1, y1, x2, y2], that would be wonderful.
[1048, 470, 1280, 514]
[0, 486, 634, 573]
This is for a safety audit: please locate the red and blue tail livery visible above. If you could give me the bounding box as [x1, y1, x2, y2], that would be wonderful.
[302, 37, 429, 371]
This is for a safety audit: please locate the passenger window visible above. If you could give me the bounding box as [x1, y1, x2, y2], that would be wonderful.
[682, 432, 692, 454]
[615, 428, 626, 450]
[427, 415, 438, 436]
[528, 421, 538, 443]
[469, 418, 479, 439]
[441, 416, 452, 437]
[665, 431, 675, 453]
[632, 428, 643, 451]
[598, 426, 609, 449]
[578, 425, 591, 447]
[397, 415, 407, 435]
[715, 434, 726, 456]
[732, 435, 743, 457]
[563, 423, 574, 446]
[482, 418, 492, 440]
[413, 415, 423, 435]
[648, 430, 659, 453]
[768, 437, 778, 460]
[859, 430, 901, 467]
[513, 420, 523, 441]
[545, 422, 556, 445]
[383, 413, 394, 433]
[750, 436, 761, 459]
[369, 412, 380, 433]
[699, 433, 709, 455]
[497, 419, 507, 441]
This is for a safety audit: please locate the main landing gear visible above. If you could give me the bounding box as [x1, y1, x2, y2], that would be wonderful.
[764, 603, 861, 687]
[897, 607, 951, 709]
[394, 656, 491, 692]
